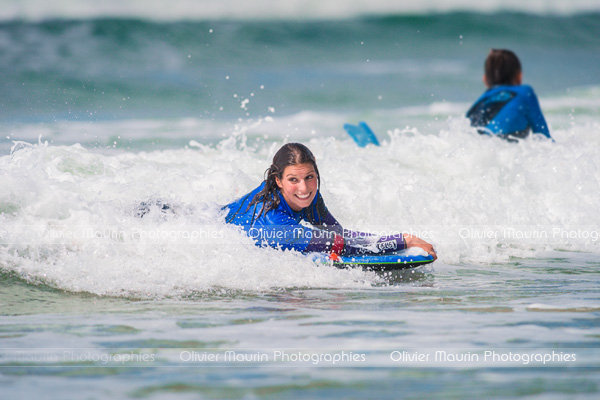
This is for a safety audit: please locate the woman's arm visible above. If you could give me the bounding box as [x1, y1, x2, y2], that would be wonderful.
[524, 86, 552, 139]
[313, 197, 437, 259]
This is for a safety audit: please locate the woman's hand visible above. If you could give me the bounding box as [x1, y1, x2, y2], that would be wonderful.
[403, 234, 437, 260]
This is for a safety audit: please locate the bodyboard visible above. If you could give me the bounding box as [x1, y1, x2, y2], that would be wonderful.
[313, 249, 434, 271]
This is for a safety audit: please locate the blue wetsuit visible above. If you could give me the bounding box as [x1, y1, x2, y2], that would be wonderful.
[224, 181, 343, 253]
[466, 84, 551, 140]
[224, 181, 406, 254]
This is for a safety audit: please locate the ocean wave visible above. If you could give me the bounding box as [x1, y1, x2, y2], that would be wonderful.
[2, 0, 600, 22]
[1, 14, 599, 125]
[1, 121, 598, 295]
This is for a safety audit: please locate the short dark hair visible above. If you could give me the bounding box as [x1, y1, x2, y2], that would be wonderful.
[484, 49, 522, 86]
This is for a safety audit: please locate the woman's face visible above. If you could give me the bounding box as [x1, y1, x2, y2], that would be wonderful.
[276, 163, 318, 212]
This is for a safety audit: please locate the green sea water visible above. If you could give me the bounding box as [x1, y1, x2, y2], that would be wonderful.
[1, 5, 600, 399]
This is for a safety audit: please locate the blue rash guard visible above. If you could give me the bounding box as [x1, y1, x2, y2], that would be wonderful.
[223, 181, 343, 253]
[466, 84, 551, 140]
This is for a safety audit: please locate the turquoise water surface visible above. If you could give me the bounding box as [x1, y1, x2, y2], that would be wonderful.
[1, 1, 600, 398]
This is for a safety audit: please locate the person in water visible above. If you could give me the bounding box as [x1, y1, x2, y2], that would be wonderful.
[224, 143, 437, 259]
[466, 49, 552, 141]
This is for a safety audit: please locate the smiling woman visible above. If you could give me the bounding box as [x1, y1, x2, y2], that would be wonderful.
[223, 143, 436, 259]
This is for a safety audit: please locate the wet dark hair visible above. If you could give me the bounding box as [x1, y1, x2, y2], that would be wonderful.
[484, 49, 522, 86]
[249, 142, 320, 217]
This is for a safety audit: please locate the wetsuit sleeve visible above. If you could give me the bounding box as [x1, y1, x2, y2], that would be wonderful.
[306, 229, 409, 256]
[524, 87, 552, 139]
[302, 205, 344, 253]
[303, 231, 341, 253]
[251, 212, 407, 255]
[308, 192, 344, 234]
[303, 192, 345, 253]
[316, 208, 344, 235]
[340, 231, 407, 255]
[249, 211, 334, 253]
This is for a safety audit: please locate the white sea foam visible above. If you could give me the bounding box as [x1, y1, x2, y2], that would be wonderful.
[1, 107, 599, 297]
[0, 139, 386, 297]
[1, 84, 599, 297]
